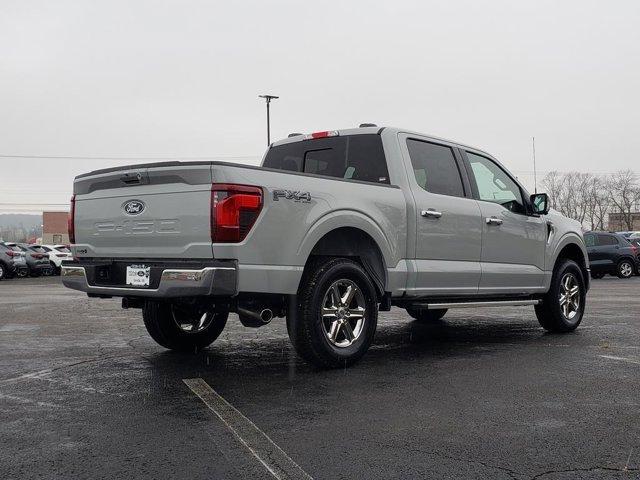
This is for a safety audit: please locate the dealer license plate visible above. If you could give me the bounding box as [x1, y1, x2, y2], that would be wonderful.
[126, 265, 151, 287]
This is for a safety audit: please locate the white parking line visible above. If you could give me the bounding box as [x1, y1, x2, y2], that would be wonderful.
[599, 355, 640, 365]
[183, 378, 313, 480]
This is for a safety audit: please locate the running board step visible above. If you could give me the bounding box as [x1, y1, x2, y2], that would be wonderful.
[416, 300, 541, 310]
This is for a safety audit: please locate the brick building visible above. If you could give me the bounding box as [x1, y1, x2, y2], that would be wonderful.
[42, 211, 69, 244]
[608, 212, 640, 231]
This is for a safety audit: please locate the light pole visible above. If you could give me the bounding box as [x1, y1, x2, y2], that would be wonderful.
[259, 94, 279, 145]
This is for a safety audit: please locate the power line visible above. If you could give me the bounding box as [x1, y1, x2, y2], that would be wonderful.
[0, 203, 69, 206]
[0, 154, 258, 160]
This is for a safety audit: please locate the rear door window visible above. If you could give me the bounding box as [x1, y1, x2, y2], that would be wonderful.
[263, 134, 390, 184]
[597, 234, 618, 246]
[406, 139, 465, 197]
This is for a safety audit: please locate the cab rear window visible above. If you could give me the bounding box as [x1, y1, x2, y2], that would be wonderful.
[263, 134, 390, 184]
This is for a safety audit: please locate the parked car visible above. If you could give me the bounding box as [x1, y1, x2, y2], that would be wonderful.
[6, 243, 52, 277]
[629, 238, 640, 264]
[584, 231, 639, 278]
[0, 242, 28, 279]
[32, 244, 72, 275]
[62, 126, 590, 368]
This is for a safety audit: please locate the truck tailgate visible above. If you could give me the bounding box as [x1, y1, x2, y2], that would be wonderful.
[73, 163, 213, 259]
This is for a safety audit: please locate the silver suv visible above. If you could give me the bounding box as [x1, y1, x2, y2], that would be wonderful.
[62, 126, 589, 368]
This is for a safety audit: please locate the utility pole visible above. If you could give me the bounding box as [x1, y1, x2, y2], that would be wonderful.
[532, 136, 537, 194]
[258, 95, 279, 145]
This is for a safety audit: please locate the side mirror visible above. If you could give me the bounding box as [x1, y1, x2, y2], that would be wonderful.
[530, 193, 550, 215]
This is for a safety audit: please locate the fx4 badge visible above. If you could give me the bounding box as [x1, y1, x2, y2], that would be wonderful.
[272, 189, 311, 203]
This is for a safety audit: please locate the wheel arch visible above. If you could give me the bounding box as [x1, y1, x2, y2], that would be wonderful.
[552, 235, 589, 288]
[299, 224, 389, 298]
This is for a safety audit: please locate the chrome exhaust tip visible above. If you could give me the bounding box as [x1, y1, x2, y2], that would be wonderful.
[237, 306, 274, 327]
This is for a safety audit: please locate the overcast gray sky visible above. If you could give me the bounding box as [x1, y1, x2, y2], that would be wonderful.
[1, 0, 639, 212]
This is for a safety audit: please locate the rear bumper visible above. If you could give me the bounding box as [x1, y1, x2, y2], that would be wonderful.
[61, 259, 237, 298]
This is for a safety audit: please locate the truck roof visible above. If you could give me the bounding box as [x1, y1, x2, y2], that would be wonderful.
[271, 126, 495, 159]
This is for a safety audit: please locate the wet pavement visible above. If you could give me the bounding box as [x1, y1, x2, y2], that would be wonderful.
[1, 276, 639, 479]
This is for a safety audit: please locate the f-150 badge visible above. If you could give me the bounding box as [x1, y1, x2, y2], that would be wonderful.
[272, 190, 311, 203]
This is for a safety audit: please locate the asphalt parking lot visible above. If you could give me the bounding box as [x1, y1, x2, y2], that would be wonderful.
[1, 276, 639, 479]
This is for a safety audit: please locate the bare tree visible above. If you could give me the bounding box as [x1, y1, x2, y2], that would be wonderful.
[541, 171, 564, 211]
[542, 170, 617, 230]
[606, 170, 640, 230]
[584, 175, 609, 230]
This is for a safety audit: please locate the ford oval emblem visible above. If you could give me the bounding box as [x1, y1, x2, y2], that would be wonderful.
[122, 200, 146, 216]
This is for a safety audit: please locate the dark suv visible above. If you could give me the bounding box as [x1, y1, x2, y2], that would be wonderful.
[0, 242, 28, 280]
[584, 231, 639, 279]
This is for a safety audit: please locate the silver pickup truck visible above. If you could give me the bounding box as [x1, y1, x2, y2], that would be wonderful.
[62, 126, 589, 368]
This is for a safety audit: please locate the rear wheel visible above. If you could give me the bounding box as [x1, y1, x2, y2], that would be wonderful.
[535, 259, 585, 333]
[406, 307, 447, 322]
[288, 257, 378, 368]
[142, 300, 228, 352]
[617, 259, 634, 279]
[0, 263, 5, 281]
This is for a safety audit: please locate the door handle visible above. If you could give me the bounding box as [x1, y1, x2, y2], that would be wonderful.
[486, 216, 503, 225]
[421, 209, 443, 218]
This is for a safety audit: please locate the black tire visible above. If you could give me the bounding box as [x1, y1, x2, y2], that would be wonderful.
[617, 259, 635, 279]
[29, 267, 41, 278]
[0, 263, 6, 281]
[287, 257, 378, 368]
[535, 259, 586, 333]
[590, 271, 604, 280]
[406, 307, 447, 322]
[142, 300, 228, 352]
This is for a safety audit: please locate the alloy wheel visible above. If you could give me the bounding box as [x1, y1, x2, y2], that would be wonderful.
[619, 262, 633, 278]
[321, 279, 366, 348]
[558, 273, 580, 320]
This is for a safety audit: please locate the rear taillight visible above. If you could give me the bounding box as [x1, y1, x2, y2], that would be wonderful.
[68, 195, 76, 244]
[211, 184, 263, 243]
[30, 253, 45, 259]
[5, 251, 18, 258]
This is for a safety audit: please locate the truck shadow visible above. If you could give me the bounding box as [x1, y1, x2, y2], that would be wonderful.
[144, 314, 570, 386]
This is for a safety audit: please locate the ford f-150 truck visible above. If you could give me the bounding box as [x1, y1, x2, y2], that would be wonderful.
[62, 126, 589, 368]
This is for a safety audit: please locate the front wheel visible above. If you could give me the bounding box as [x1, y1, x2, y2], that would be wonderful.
[617, 259, 635, 279]
[0, 263, 6, 281]
[535, 259, 586, 333]
[50, 262, 61, 275]
[288, 257, 378, 368]
[143, 300, 228, 352]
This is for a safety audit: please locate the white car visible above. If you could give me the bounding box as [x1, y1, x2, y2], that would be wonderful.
[39, 245, 72, 275]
